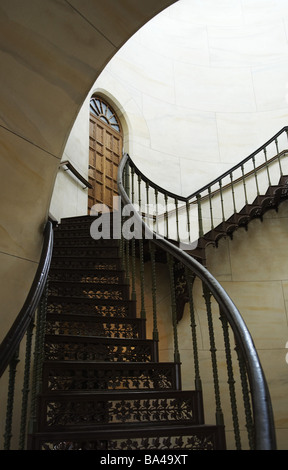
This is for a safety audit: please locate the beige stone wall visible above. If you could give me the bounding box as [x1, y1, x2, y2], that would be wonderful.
[139, 200, 288, 449]
[204, 200, 288, 449]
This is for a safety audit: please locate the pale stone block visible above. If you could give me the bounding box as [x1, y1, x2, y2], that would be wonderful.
[0, 126, 58, 261]
[220, 280, 287, 350]
[175, 61, 256, 113]
[0, 252, 38, 343]
[138, 14, 210, 65]
[208, 21, 288, 67]
[0, 0, 116, 156]
[229, 217, 288, 282]
[252, 61, 288, 112]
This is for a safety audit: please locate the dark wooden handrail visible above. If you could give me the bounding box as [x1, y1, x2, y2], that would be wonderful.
[118, 153, 276, 450]
[60, 160, 92, 189]
[0, 221, 54, 378]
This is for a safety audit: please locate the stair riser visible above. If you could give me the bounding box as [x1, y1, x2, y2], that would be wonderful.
[37, 391, 202, 431]
[59, 215, 113, 225]
[48, 270, 125, 284]
[52, 247, 119, 258]
[46, 316, 146, 339]
[55, 222, 115, 233]
[48, 283, 130, 301]
[53, 241, 119, 250]
[44, 337, 157, 363]
[46, 299, 137, 318]
[50, 258, 122, 270]
[42, 362, 180, 392]
[29, 425, 226, 450]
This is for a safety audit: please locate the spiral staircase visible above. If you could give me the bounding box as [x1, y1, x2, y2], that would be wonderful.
[2, 128, 287, 451]
[27, 214, 226, 450]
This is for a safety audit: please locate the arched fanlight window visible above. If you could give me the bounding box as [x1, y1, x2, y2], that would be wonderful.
[90, 96, 121, 133]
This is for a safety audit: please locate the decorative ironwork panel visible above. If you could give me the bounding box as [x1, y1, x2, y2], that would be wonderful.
[50, 259, 121, 270]
[107, 434, 217, 450]
[39, 432, 220, 450]
[46, 301, 131, 318]
[43, 395, 197, 428]
[44, 364, 176, 391]
[52, 247, 118, 258]
[46, 318, 142, 339]
[48, 283, 126, 300]
[44, 339, 154, 362]
[49, 271, 123, 284]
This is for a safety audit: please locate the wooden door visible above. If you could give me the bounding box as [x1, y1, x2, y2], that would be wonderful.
[88, 97, 123, 212]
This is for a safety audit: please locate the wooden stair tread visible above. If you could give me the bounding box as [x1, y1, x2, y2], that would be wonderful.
[39, 389, 199, 398]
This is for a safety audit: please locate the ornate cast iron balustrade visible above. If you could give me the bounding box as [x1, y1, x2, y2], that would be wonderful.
[125, 127, 288, 264]
[118, 144, 280, 450]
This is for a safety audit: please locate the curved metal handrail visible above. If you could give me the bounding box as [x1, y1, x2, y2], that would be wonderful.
[118, 153, 276, 450]
[0, 220, 54, 378]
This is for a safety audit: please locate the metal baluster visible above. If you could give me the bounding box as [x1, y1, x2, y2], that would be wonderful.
[202, 282, 224, 426]
[252, 156, 260, 196]
[125, 162, 130, 198]
[186, 268, 202, 392]
[219, 180, 225, 222]
[196, 194, 204, 237]
[263, 147, 271, 187]
[155, 189, 159, 234]
[164, 193, 169, 239]
[219, 310, 241, 450]
[3, 348, 19, 450]
[186, 200, 191, 244]
[235, 343, 255, 449]
[124, 164, 130, 284]
[208, 187, 214, 231]
[131, 166, 136, 301]
[121, 166, 128, 278]
[120, 213, 126, 273]
[230, 173, 237, 214]
[175, 198, 180, 242]
[241, 165, 248, 205]
[276, 137, 283, 176]
[146, 181, 150, 227]
[138, 173, 142, 218]
[275, 137, 279, 154]
[125, 238, 130, 289]
[123, 162, 127, 197]
[150, 242, 159, 361]
[131, 165, 135, 203]
[168, 254, 181, 391]
[19, 320, 34, 450]
[131, 237, 136, 301]
[139, 239, 146, 320]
